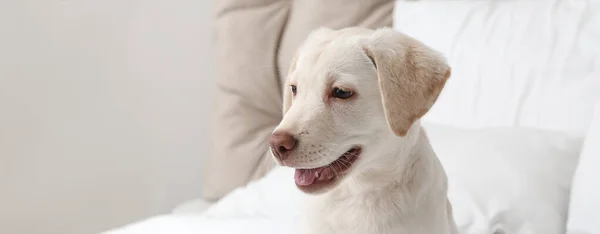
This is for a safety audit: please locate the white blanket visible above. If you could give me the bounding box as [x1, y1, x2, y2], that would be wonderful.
[104, 124, 584, 234]
[103, 215, 293, 234]
[102, 168, 302, 234]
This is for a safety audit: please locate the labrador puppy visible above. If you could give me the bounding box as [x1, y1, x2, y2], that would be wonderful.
[269, 27, 459, 234]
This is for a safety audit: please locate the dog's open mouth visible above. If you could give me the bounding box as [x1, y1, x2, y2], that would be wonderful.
[294, 147, 362, 187]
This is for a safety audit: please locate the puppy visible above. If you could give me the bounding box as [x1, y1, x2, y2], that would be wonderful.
[269, 27, 459, 234]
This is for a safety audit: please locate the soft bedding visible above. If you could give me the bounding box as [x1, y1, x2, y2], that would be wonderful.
[105, 124, 582, 234]
[394, 0, 600, 134]
[103, 216, 293, 234]
[103, 168, 300, 234]
[567, 99, 600, 234]
[106, 0, 600, 232]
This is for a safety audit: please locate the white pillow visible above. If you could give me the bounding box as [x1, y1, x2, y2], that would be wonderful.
[423, 123, 583, 234]
[567, 99, 600, 234]
[394, 0, 600, 135]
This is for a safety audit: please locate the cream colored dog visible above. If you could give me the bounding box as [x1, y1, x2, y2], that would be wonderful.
[269, 27, 459, 234]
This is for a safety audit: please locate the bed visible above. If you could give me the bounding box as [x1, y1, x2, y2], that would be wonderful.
[103, 0, 600, 233]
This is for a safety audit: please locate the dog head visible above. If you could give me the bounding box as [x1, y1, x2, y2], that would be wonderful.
[269, 27, 450, 194]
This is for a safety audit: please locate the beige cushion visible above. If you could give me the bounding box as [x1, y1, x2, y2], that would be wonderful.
[278, 0, 395, 82]
[204, 0, 394, 200]
[203, 0, 289, 201]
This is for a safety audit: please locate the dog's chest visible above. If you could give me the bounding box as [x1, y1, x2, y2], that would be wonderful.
[301, 191, 451, 234]
[301, 193, 411, 234]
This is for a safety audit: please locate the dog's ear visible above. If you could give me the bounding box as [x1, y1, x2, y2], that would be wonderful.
[282, 52, 299, 114]
[363, 29, 451, 136]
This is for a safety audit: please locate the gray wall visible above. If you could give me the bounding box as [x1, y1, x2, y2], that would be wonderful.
[0, 1, 214, 233]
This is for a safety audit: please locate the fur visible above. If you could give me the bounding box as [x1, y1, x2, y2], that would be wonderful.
[271, 27, 459, 234]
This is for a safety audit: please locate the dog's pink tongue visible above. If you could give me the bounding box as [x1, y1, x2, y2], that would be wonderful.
[294, 169, 317, 186]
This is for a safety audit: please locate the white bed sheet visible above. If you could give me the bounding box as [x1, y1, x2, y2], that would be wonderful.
[102, 215, 293, 234]
[103, 168, 304, 234]
[104, 123, 585, 234]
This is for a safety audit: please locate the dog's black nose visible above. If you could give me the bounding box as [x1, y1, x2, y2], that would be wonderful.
[269, 131, 297, 161]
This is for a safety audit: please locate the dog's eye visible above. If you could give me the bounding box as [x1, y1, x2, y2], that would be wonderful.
[332, 87, 353, 99]
[291, 85, 297, 95]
